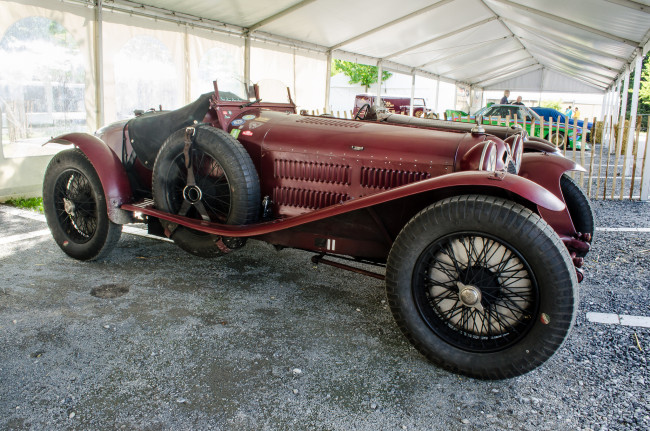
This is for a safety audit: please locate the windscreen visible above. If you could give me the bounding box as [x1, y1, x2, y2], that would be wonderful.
[256, 79, 292, 104]
[215, 78, 291, 104]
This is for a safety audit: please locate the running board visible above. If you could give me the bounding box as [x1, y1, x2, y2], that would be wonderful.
[310, 254, 385, 280]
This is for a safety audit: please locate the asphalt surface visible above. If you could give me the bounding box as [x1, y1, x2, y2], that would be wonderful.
[1, 200, 649, 430]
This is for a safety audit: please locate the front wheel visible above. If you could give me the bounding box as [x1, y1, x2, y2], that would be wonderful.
[386, 195, 577, 379]
[43, 149, 122, 260]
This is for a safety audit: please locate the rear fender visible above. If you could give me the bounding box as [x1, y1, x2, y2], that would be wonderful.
[519, 152, 586, 237]
[47, 133, 133, 224]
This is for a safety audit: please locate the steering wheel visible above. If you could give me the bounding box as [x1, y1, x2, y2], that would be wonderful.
[354, 104, 370, 120]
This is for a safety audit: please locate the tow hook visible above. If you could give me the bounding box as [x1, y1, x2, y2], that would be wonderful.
[561, 235, 589, 283]
[564, 237, 590, 255]
[575, 268, 584, 283]
[570, 251, 584, 268]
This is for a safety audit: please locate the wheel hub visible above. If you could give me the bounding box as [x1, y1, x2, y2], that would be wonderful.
[182, 184, 203, 204]
[63, 198, 76, 216]
[456, 281, 484, 312]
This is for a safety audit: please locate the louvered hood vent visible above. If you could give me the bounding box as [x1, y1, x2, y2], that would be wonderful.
[361, 167, 431, 189]
[273, 187, 349, 209]
[295, 117, 363, 128]
[275, 159, 351, 185]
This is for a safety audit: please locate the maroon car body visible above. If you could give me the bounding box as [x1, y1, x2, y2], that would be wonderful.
[42, 80, 591, 379]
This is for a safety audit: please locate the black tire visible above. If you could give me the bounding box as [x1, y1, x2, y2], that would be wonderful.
[355, 104, 370, 120]
[561, 174, 595, 250]
[152, 126, 260, 258]
[386, 195, 577, 379]
[545, 132, 566, 149]
[43, 148, 122, 260]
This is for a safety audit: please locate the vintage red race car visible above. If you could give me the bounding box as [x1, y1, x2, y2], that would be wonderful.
[353, 93, 436, 118]
[42, 79, 592, 379]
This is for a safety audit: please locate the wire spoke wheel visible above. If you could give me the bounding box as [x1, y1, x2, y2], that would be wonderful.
[165, 148, 233, 226]
[152, 126, 260, 258]
[413, 232, 538, 353]
[53, 169, 98, 243]
[386, 195, 577, 379]
[548, 132, 565, 149]
[43, 149, 122, 261]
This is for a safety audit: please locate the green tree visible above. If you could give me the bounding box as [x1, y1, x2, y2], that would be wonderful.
[639, 55, 650, 112]
[625, 54, 649, 116]
[332, 59, 392, 91]
[541, 100, 562, 110]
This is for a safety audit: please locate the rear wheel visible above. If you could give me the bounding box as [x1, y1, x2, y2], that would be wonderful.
[386, 195, 577, 379]
[546, 132, 566, 149]
[152, 126, 260, 258]
[43, 149, 122, 260]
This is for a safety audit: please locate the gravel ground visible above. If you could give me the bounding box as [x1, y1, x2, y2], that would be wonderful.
[0, 200, 649, 431]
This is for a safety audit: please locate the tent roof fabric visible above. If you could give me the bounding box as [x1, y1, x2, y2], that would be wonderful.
[106, 0, 650, 92]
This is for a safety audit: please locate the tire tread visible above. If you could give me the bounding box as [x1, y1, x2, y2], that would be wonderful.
[386, 195, 577, 379]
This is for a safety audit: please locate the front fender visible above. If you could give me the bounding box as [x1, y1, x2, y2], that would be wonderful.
[519, 152, 585, 237]
[122, 170, 564, 237]
[524, 137, 562, 155]
[47, 133, 133, 224]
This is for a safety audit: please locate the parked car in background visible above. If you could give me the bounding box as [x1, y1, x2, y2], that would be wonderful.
[531, 107, 593, 142]
[353, 94, 436, 118]
[444, 109, 468, 119]
[453, 104, 586, 150]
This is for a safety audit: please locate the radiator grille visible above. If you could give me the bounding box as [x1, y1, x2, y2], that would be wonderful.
[275, 159, 351, 184]
[273, 187, 349, 209]
[295, 117, 363, 128]
[360, 167, 431, 189]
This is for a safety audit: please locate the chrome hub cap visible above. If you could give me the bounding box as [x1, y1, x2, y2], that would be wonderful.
[457, 281, 484, 312]
[63, 197, 76, 216]
[182, 184, 203, 204]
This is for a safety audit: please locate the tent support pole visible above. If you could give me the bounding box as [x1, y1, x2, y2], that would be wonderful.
[615, 67, 630, 155]
[602, 88, 611, 143]
[434, 78, 440, 115]
[94, 0, 104, 128]
[610, 78, 622, 155]
[623, 53, 643, 188]
[244, 33, 251, 89]
[324, 50, 332, 114]
[184, 28, 191, 104]
[538, 68, 545, 106]
[376, 60, 383, 108]
[410, 70, 416, 116]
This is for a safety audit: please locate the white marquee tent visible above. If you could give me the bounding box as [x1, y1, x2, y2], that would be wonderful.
[1, 0, 650, 198]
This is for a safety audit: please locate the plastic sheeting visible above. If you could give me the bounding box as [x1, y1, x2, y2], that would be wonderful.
[3, 0, 650, 116]
[483, 68, 604, 93]
[130, 0, 650, 92]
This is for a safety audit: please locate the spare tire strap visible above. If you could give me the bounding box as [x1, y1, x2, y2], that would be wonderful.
[178, 126, 210, 222]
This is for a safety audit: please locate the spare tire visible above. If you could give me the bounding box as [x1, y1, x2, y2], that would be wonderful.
[152, 126, 260, 257]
